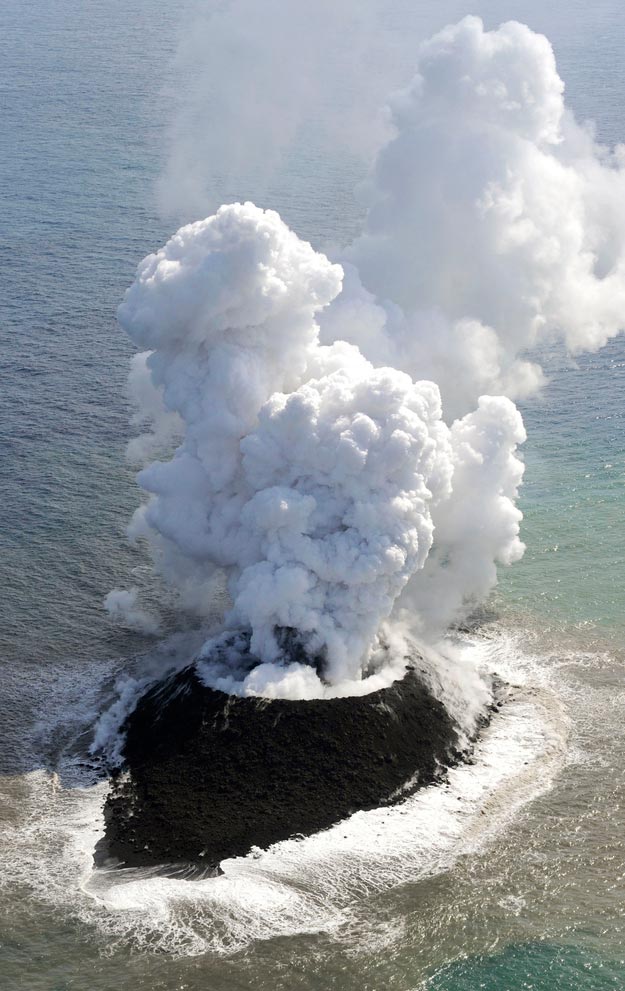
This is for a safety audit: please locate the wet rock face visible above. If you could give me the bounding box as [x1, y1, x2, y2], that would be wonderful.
[99, 662, 461, 875]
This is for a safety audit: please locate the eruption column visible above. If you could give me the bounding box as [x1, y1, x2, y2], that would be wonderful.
[116, 202, 525, 698]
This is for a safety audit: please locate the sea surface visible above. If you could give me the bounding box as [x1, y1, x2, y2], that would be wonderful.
[1, 1, 624, 988]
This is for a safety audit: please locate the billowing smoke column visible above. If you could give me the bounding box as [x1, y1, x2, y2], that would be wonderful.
[111, 17, 625, 697]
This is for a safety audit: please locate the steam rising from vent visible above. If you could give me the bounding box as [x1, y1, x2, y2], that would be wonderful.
[112, 17, 625, 698]
[116, 202, 523, 696]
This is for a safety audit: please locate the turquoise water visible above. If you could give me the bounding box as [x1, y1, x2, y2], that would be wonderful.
[499, 341, 625, 642]
[1, 1, 624, 988]
[428, 943, 625, 990]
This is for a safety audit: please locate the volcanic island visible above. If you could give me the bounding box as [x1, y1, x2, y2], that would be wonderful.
[96, 633, 488, 876]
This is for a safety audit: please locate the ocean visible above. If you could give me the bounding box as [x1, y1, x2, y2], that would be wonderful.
[1, 1, 624, 988]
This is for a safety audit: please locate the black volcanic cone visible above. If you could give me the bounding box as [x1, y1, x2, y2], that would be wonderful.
[99, 651, 461, 874]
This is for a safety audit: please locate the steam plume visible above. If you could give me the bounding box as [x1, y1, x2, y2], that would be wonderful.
[113, 17, 625, 698]
[323, 16, 625, 414]
[117, 202, 522, 696]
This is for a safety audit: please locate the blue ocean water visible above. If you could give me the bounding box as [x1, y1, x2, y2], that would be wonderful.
[1, 1, 624, 988]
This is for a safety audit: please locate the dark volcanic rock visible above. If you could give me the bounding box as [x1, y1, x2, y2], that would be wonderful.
[99, 662, 461, 874]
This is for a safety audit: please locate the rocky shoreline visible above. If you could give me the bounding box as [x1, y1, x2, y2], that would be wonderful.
[97, 661, 468, 875]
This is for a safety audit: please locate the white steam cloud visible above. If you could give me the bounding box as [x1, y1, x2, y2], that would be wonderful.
[104, 588, 161, 636]
[117, 201, 522, 696]
[322, 16, 625, 414]
[113, 17, 625, 698]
